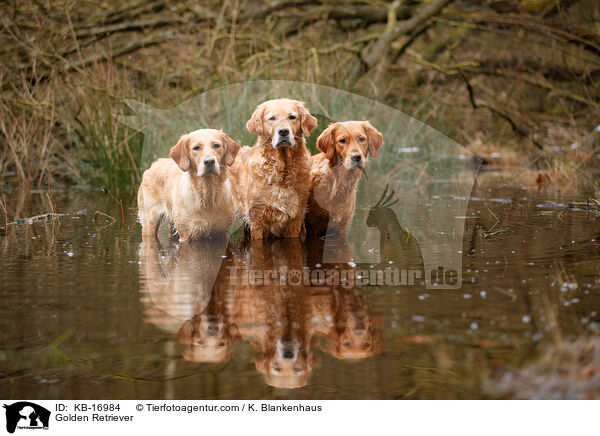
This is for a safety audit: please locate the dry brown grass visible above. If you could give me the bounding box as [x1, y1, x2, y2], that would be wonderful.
[0, 0, 598, 193]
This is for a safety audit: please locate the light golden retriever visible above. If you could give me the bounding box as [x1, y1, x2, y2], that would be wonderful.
[176, 286, 240, 363]
[230, 99, 318, 239]
[306, 121, 383, 238]
[138, 129, 240, 241]
[138, 237, 238, 363]
[138, 238, 228, 332]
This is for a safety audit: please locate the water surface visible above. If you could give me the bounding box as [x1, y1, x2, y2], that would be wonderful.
[1, 184, 599, 399]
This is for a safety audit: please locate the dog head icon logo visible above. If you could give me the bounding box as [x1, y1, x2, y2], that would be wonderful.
[3, 402, 50, 433]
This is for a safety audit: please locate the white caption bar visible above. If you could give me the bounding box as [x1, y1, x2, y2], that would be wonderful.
[0, 400, 596, 436]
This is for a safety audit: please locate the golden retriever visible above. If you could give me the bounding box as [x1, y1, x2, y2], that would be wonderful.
[138, 237, 238, 363]
[321, 287, 383, 360]
[138, 238, 229, 333]
[304, 237, 383, 360]
[138, 129, 240, 241]
[230, 239, 317, 388]
[176, 286, 240, 363]
[230, 99, 318, 239]
[306, 121, 383, 238]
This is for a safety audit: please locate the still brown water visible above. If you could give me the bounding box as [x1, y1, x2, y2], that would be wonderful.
[1, 184, 599, 399]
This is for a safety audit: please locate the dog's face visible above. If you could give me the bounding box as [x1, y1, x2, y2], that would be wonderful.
[316, 121, 383, 169]
[170, 129, 240, 176]
[255, 338, 315, 389]
[177, 314, 239, 363]
[325, 314, 382, 359]
[246, 98, 318, 148]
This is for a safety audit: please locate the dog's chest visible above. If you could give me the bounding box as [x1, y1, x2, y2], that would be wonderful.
[314, 167, 359, 209]
[252, 153, 303, 187]
[250, 152, 309, 218]
[174, 177, 233, 226]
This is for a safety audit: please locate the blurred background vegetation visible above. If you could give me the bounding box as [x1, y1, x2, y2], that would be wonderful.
[0, 0, 599, 193]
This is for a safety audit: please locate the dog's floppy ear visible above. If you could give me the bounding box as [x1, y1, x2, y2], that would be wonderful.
[228, 323, 241, 340]
[220, 130, 240, 166]
[363, 121, 383, 158]
[371, 322, 384, 355]
[176, 320, 194, 344]
[170, 134, 191, 171]
[316, 123, 337, 161]
[254, 356, 268, 375]
[307, 352, 319, 372]
[246, 104, 264, 136]
[320, 326, 341, 358]
[298, 103, 318, 136]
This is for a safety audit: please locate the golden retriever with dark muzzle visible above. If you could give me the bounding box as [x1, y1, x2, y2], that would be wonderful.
[306, 121, 383, 238]
[230, 99, 318, 239]
[138, 129, 240, 241]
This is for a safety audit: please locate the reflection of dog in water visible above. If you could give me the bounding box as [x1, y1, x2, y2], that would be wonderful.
[139, 237, 239, 363]
[305, 237, 383, 360]
[231, 239, 317, 388]
[322, 287, 383, 359]
[138, 238, 229, 334]
[252, 291, 316, 389]
[176, 285, 239, 363]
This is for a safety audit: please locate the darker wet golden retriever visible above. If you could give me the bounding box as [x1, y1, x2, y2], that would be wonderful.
[306, 121, 383, 238]
[230, 99, 318, 239]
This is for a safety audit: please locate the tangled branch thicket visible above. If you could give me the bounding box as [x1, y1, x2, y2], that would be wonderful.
[1, 0, 599, 192]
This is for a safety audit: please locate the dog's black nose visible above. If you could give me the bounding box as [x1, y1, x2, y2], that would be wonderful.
[351, 153, 362, 162]
[283, 350, 294, 359]
[204, 157, 215, 167]
[278, 128, 289, 137]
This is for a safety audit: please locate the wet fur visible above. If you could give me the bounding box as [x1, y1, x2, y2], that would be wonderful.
[230, 99, 317, 239]
[138, 129, 240, 241]
[306, 121, 383, 238]
[230, 240, 316, 388]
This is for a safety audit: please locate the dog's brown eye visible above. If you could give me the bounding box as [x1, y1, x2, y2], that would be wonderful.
[289, 114, 296, 120]
[267, 115, 275, 121]
[196, 340, 205, 345]
[339, 138, 346, 144]
[193, 145, 201, 151]
[213, 143, 220, 149]
[218, 342, 225, 347]
[274, 366, 281, 372]
[294, 367, 301, 373]
[362, 342, 370, 349]
[343, 341, 351, 347]
[359, 137, 366, 142]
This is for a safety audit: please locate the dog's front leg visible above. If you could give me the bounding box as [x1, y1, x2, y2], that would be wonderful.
[250, 223, 269, 240]
[326, 216, 349, 241]
[174, 221, 191, 242]
[284, 216, 304, 239]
